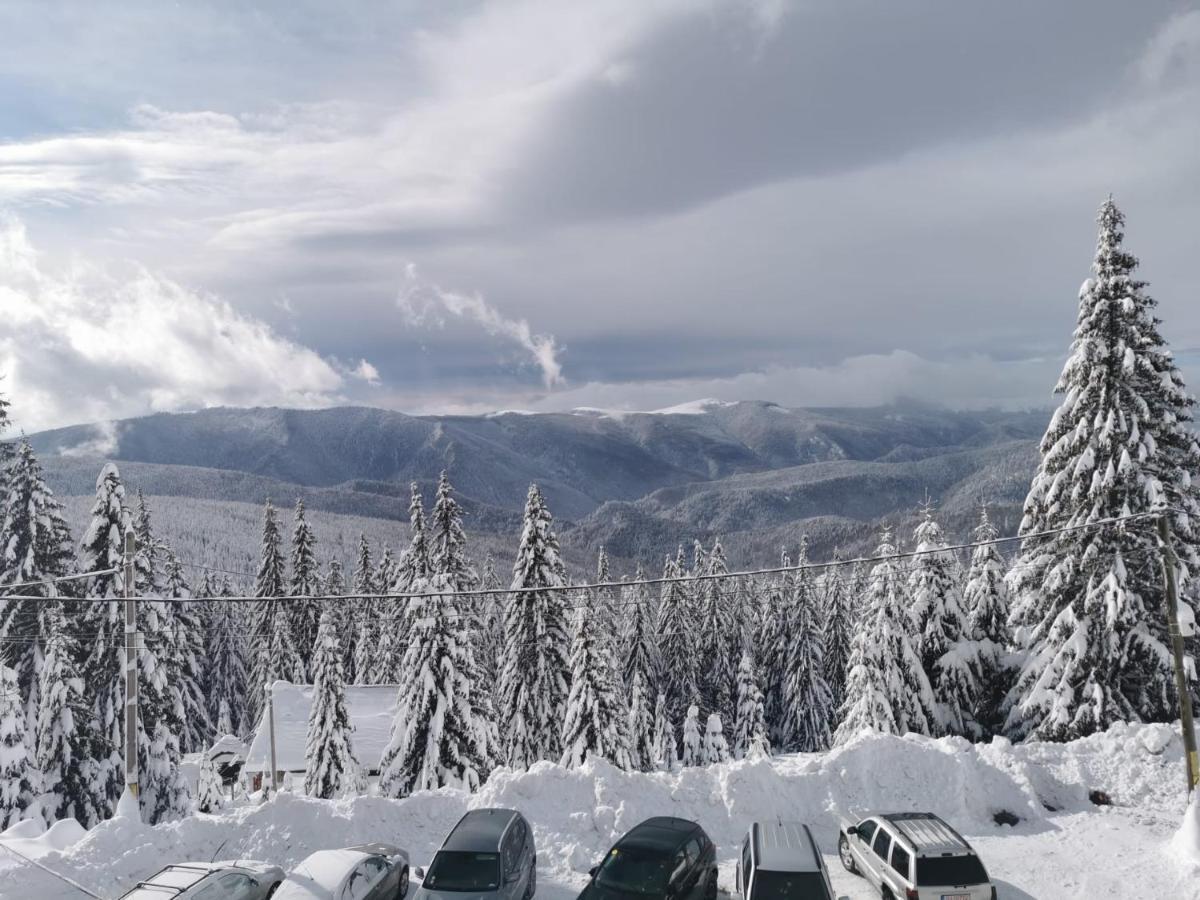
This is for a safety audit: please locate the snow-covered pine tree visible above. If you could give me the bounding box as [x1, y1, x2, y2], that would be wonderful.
[959, 507, 1013, 739]
[907, 503, 975, 736]
[626, 666, 655, 772]
[395, 483, 430, 591]
[834, 528, 937, 743]
[374, 544, 398, 597]
[0, 441, 76, 738]
[379, 575, 489, 797]
[249, 500, 303, 725]
[289, 498, 321, 675]
[497, 485, 570, 767]
[35, 601, 100, 826]
[696, 539, 737, 725]
[350, 534, 375, 685]
[304, 606, 363, 798]
[560, 598, 631, 770]
[757, 551, 791, 747]
[820, 552, 853, 725]
[78, 462, 131, 817]
[0, 664, 40, 829]
[163, 548, 210, 753]
[205, 590, 248, 738]
[132, 490, 161, 597]
[781, 539, 833, 751]
[732, 649, 770, 759]
[680, 705, 703, 767]
[621, 567, 657, 696]
[195, 757, 224, 814]
[702, 714, 729, 765]
[430, 471, 475, 593]
[476, 552, 504, 692]
[655, 547, 698, 742]
[1007, 199, 1182, 739]
[594, 547, 620, 640]
[323, 558, 353, 677]
[651, 693, 675, 771]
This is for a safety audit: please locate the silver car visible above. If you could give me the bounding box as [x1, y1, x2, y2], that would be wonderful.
[837, 812, 995, 900]
[413, 808, 536, 900]
[736, 821, 845, 900]
[118, 861, 286, 900]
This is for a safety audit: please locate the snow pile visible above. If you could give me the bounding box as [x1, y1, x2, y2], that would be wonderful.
[0, 817, 87, 861]
[2, 723, 1195, 899]
[1172, 790, 1200, 865]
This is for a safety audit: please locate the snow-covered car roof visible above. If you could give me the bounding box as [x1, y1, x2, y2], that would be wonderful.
[118, 861, 281, 899]
[274, 848, 374, 900]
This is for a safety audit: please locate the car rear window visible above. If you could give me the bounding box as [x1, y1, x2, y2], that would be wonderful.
[916, 855, 988, 886]
[424, 851, 500, 891]
[750, 871, 831, 900]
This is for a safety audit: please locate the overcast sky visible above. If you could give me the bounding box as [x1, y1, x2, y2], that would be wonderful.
[2, 0, 1199, 432]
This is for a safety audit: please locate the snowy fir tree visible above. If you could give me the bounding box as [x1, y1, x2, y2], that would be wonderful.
[834, 528, 937, 743]
[696, 539, 737, 724]
[250, 500, 303, 723]
[132, 489, 161, 597]
[350, 534, 375, 684]
[820, 553, 854, 725]
[78, 462, 131, 817]
[304, 607, 363, 799]
[395, 483, 431, 592]
[701, 713, 729, 764]
[379, 575, 489, 797]
[1007, 199, 1187, 739]
[781, 540, 833, 751]
[35, 602, 100, 826]
[374, 544, 398, 596]
[594, 546, 621, 636]
[959, 507, 1013, 738]
[732, 649, 770, 759]
[907, 504, 975, 736]
[476, 552, 504, 692]
[289, 498, 321, 674]
[323, 558, 353, 676]
[430, 471, 475, 593]
[651, 693, 676, 771]
[621, 567, 657, 695]
[0, 440, 76, 735]
[204, 593, 248, 738]
[560, 599, 631, 769]
[195, 757, 224, 814]
[757, 553, 791, 746]
[626, 666, 656, 772]
[0, 664, 40, 829]
[655, 547, 698, 741]
[163, 548, 210, 753]
[497, 485, 570, 767]
[680, 705, 703, 767]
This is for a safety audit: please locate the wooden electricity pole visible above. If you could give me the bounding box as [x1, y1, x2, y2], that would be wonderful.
[1158, 516, 1199, 796]
[123, 527, 140, 813]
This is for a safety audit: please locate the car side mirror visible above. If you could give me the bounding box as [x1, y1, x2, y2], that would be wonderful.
[589, 865, 600, 877]
[414, 867, 425, 880]
[845, 826, 858, 836]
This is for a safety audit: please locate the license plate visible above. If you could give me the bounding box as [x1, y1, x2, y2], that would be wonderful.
[941, 895, 970, 900]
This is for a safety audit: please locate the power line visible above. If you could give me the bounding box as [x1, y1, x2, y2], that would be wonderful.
[0, 567, 119, 593]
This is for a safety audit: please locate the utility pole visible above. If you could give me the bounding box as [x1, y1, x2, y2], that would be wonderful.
[1158, 516, 1198, 796]
[123, 527, 140, 814]
[267, 681, 279, 797]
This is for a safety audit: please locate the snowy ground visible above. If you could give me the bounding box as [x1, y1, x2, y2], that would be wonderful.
[3, 722, 1198, 900]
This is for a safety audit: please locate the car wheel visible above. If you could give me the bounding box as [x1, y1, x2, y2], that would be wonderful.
[397, 867, 409, 899]
[523, 865, 536, 899]
[704, 870, 718, 900]
[838, 835, 859, 875]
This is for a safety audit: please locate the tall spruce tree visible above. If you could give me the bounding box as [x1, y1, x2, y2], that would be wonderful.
[622, 567, 657, 696]
[35, 601, 99, 826]
[680, 705, 703, 767]
[476, 553, 504, 692]
[379, 575, 489, 796]
[350, 534, 375, 685]
[732, 649, 770, 759]
[908, 505, 975, 736]
[0, 441, 76, 738]
[497, 485, 570, 767]
[626, 666, 656, 772]
[781, 539, 833, 751]
[821, 553, 854, 726]
[834, 528, 937, 743]
[696, 539, 737, 725]
[959, 507, 1013, 739]
[205, 593, 248, 738]
[560, 597, 631, 769]
[758, 552, 791, 746]
[655, 547, 697, 742]
[78, 463, 130, 817]
[304, 607, 363, 798]
[430, 471, 475, 592]
[1007, 199, 1184, 739]
[289, 498, 321, 675]
[702, 713, 730, 765]
[163, 548, 210, 753]
[250, 500, 302, 725]
[0, 663, 40, 829]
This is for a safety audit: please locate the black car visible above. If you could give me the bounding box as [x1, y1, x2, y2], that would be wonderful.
[577, 817, 719, 900]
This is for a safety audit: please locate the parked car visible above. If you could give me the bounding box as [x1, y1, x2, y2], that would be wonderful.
[577, 816, 718, 900]
[412, 808, 536, 900]
[273, 844, 410, 900]
[735, 821, 844, 900]
[118, 861, 285, 900]
[837, 812, 996, 900]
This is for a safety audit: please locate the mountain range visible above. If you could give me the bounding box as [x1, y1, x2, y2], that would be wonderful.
[28, 400, 1049, 575]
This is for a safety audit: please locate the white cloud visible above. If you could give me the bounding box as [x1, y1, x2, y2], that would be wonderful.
[0, 216, 346, 432]
[397, 264, 564, 388]
[349, 359, 381, 385]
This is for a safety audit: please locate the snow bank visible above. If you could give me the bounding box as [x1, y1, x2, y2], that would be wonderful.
[3, 723, 1194, 900]
[1172, 790, 1200, 866]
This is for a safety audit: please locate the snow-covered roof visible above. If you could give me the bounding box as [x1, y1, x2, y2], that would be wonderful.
[208, 733, 249, 763]
[244, 682, 399, 774]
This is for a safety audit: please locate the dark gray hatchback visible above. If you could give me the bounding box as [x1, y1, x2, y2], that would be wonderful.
[414, 808, 537, 900]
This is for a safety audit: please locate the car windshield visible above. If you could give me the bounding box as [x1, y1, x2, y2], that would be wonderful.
[750, 870, 831, 900]
[423, 851, 501, 892]
[916, 855, 988, 886]
[595, 847, 673, 896]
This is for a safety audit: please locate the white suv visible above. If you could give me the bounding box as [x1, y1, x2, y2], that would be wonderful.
[837, 812, 995, 900]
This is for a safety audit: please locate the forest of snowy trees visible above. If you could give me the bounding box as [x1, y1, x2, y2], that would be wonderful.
[0, 199, 1197, 833]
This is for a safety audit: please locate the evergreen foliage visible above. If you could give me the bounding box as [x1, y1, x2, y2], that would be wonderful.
[250, 500, 303, 725]
[560, 599, 631, 769]
[304, 607, 363, 799]
[820, 552, 853, 727]
[0, 664, 40, 829]
[701, 713, 729, 764]
[960, 508, 1013, 739]
[680, 705, 703, 767]
[733, 650, 770, 759]
[626, 666, 655, 772]
[655, 548, 697, 742]
[781, 539, 833, 751]
[289, 498, 321, 675]
[696, 539, 736, 724]
[195, 757, 224, 814]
